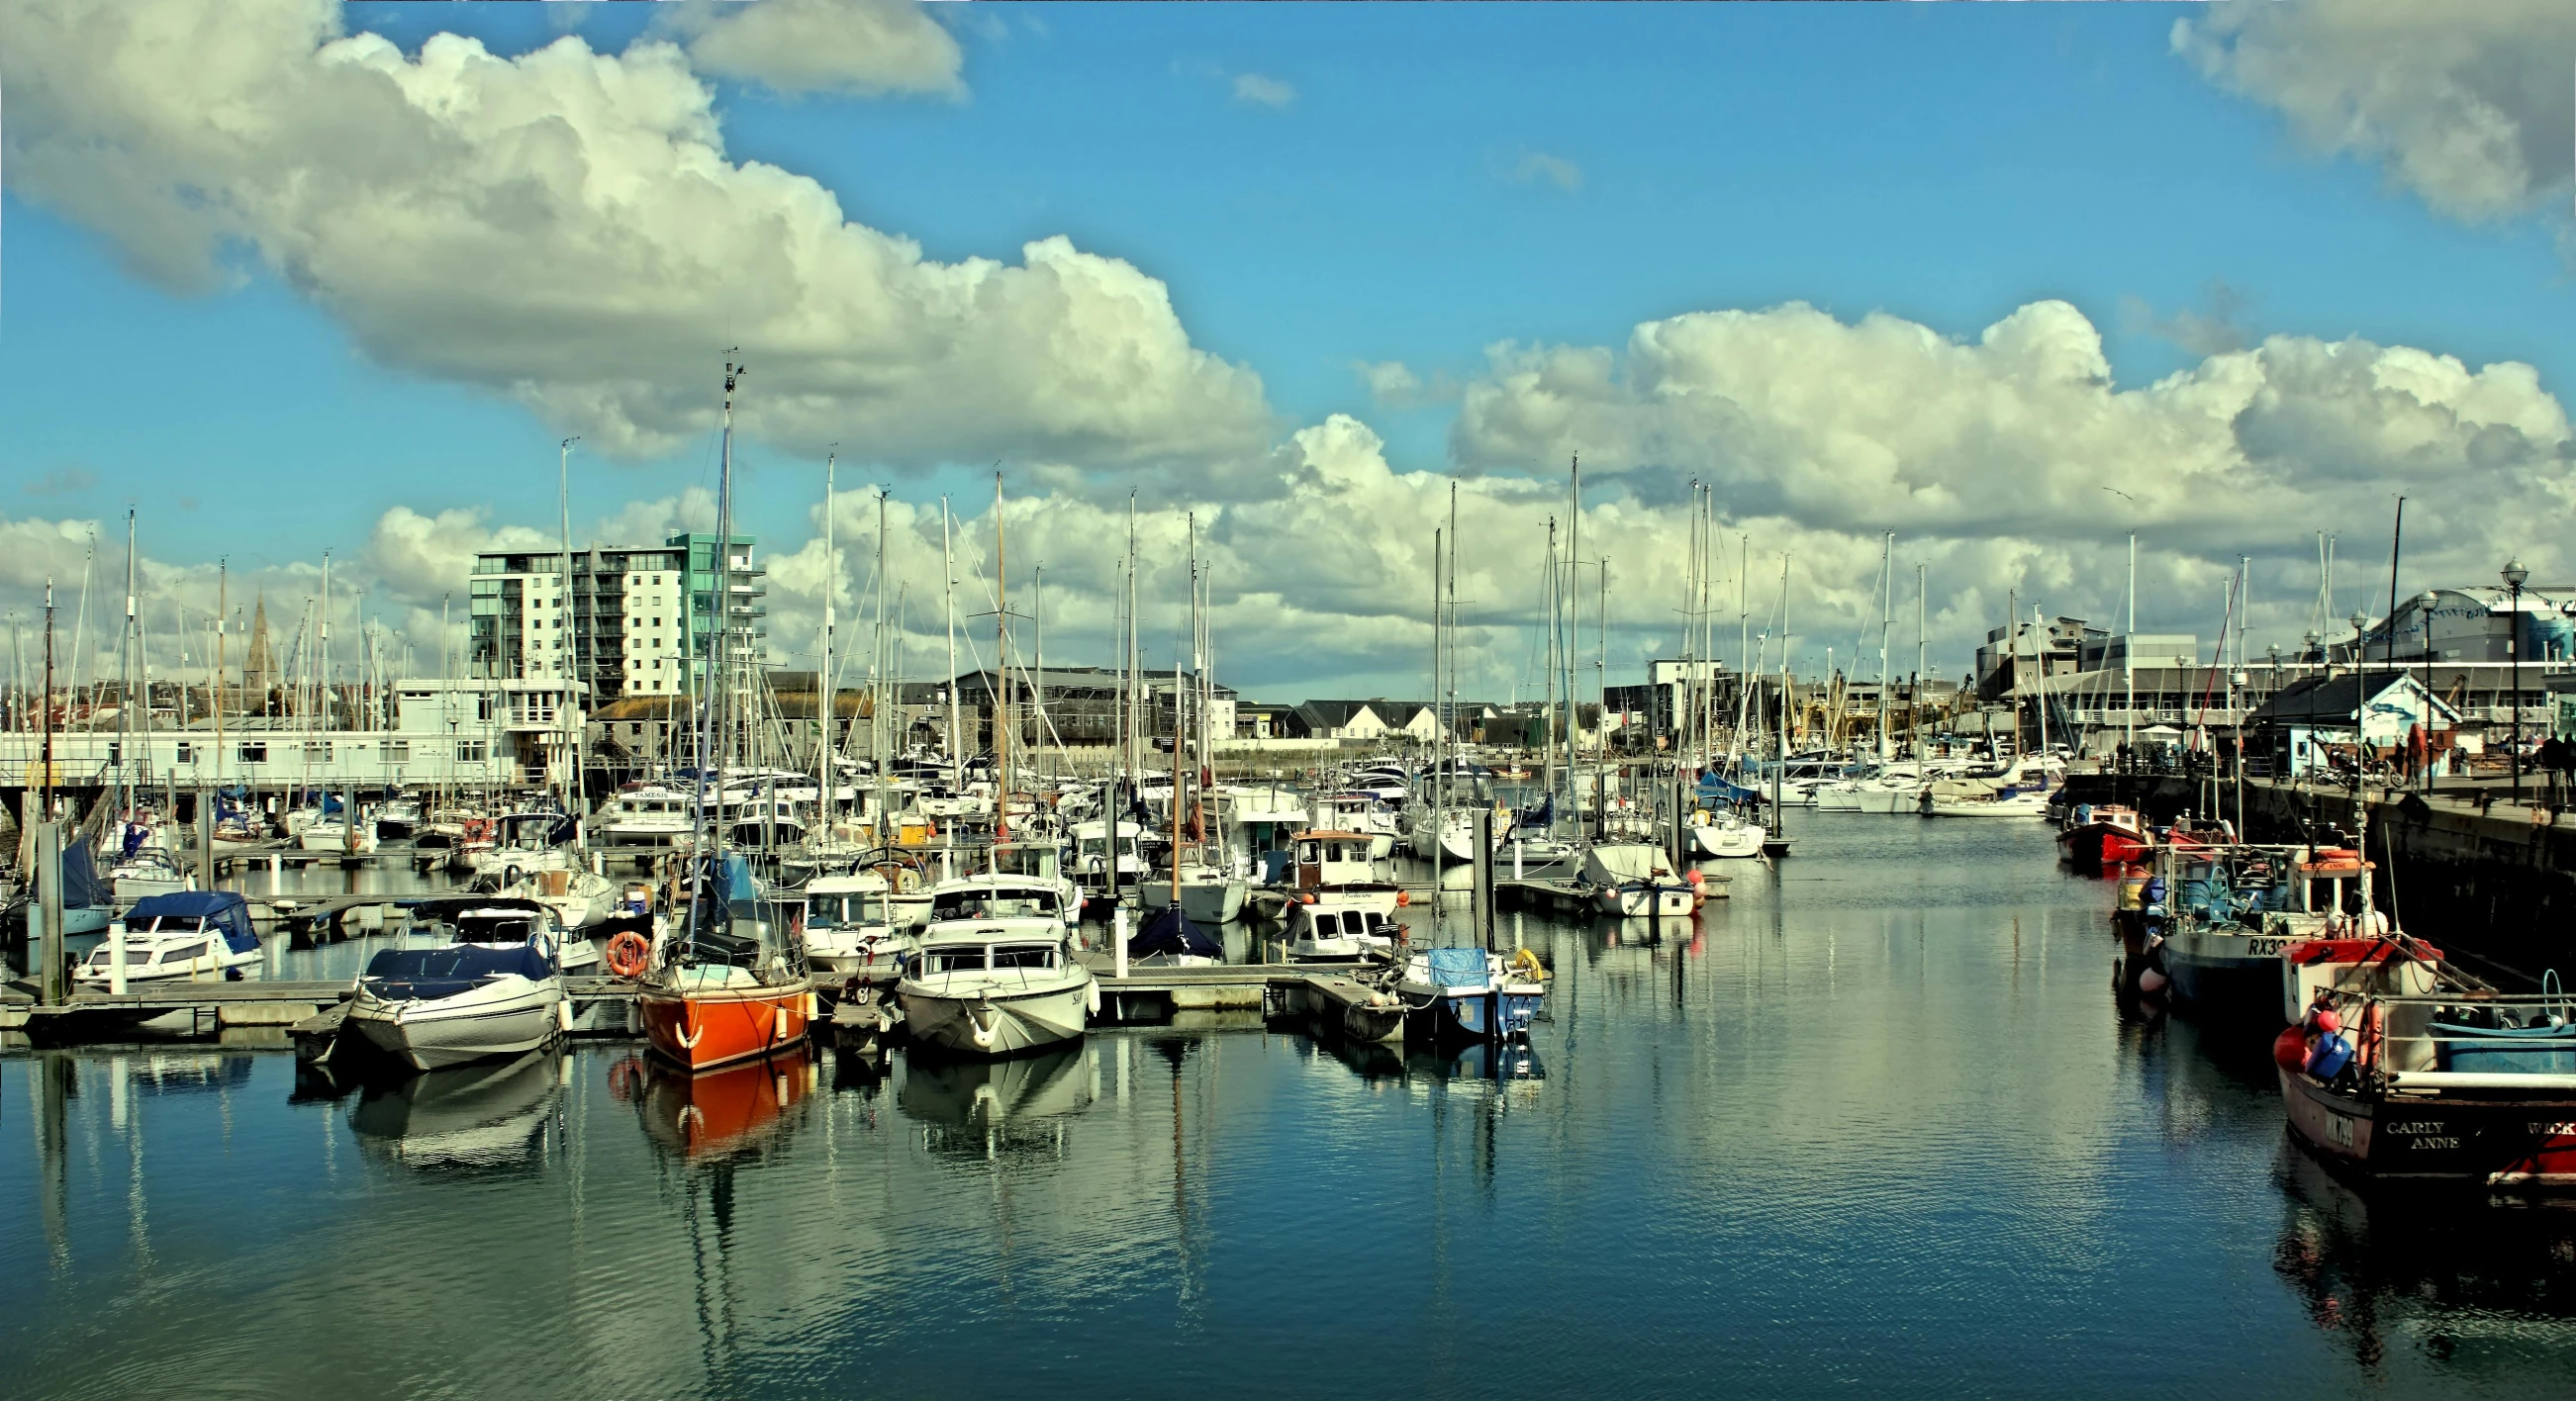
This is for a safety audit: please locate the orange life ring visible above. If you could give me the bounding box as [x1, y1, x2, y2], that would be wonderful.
[605, 930, 653, 980]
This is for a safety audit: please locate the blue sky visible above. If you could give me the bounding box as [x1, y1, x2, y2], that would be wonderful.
[5, 1, 2572, 692]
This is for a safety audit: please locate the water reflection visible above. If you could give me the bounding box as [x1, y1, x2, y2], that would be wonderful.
[618, 1047, 818, 1164]
[348, 1047, 562, 1173]
[899, 1045, 1092, 1160]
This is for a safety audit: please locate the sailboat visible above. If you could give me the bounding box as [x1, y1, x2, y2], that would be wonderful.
[633, 359, 815, 1073]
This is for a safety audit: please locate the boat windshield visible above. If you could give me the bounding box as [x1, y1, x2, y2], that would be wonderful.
[931, 887, 1057, 920]
[991, 944, 1057, 971]
[810, 892, 887, 925]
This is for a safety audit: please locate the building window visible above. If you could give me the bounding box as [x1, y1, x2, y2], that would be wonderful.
[239, 743, 267, 764]
[383, 741, 411, 764]
[457, 740, 489, 763]
[175, 742, 194, 764]
[304, 741, 333, 762]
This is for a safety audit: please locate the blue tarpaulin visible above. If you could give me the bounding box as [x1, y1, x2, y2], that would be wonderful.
[1425, 947, 1489, 988]
[1696, 774, 1762, 803]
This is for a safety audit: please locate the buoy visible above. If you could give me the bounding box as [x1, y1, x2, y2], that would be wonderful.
[2139, 968, 2169, 996]
[2273, 1026, 2309, 1072]
[1395, 889, 1410, 906]
[2313, 1007, 2343, 1035]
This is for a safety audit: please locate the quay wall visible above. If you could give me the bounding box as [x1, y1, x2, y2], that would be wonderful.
[2059, 773, 2576, 978]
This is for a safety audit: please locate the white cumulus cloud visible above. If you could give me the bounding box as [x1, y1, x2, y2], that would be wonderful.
[2176, 0, 2576, 223]
[1232, 72, 1295, 109]
[658, 0, 965, 99]
[0, 0, 1275, 480]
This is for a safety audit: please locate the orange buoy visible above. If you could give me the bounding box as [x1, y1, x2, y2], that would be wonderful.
[605, 930, 652, 980]
[2273, 1026, 2309, 1073]
[1395, 889, 1411, 906]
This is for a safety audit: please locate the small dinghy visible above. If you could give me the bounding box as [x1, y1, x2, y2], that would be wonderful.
[346, 899, 567, 1072]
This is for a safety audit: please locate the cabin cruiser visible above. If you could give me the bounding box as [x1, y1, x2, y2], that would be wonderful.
[493, 864, 613, 969]
[463, 810, 577, 876]
[300, 812, 381, 854]
[597, 784, 697, 843]
[986, 841, 1084, 927]
[373, 796, 424, 841]
[1071, 819, 1146, 897]
[345, 899, 568, 1072]
[922, 875, 1079, 932]
[1580, 844, 1696, 919]
[74, 890, 263, 988]
[899, 916, 1097, 1057]
[1285, 830, 1405, 918]
[802, 869, 917, 976]
[108, 846, 195, 902]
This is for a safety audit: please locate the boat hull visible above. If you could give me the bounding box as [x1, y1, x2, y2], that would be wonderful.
[2280, 1067, 2576, 1185]
[347, 979, 564, 1073]
[1687, 824, 1765, 859]
[900, 977, 1093, 1058]
[635, 979, 815, 1072]
[2163, 935, 2289, 1025]
[1141, 879, 1247, 924]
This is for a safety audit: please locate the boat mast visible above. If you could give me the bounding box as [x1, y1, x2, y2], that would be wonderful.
[994, 471, 1009, 841]
[876, 486, 892, 842]
[1446, 480, 1459, 819]
[121, 511, 136, 820]
[214, 561, 227, 794]
[1543, 515, 1558, 804]
[559, 436, 583, 838]
[1877, 530, 1893, 764]
[942, 499, 958, 799]
[817, 449, 835, 829]
[691, 354, 743, 951]
[1915, 561, 1927, 759]
[1566, 455, 1580, 812]
[2125, 530, 2137, 756]
[1431, 523, 1443, 944]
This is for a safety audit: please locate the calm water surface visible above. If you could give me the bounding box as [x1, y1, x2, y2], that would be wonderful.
[8, 816, 2576, 1399]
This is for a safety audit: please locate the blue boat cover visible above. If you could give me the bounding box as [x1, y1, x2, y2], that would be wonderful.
[1426, 947, 1488, 988]
[2431, 1021, 2576, 1074]
[1130, 906, 1222, 960]
[127, 890, 261, 954]
[362, 942, 552, 1000]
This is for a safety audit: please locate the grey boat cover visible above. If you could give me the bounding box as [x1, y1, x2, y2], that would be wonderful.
[1580, 844, 1673, 885]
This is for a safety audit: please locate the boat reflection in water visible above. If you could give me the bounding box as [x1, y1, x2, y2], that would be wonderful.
[898, 1043, 1093, 1159]
[614, 1044, 818, 1163]
[348, 1046, 563, 1173]
[2271, 1143, 2576, 1368]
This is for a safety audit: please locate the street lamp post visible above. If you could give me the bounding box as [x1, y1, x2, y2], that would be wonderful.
[2504, 559, 2528, 803]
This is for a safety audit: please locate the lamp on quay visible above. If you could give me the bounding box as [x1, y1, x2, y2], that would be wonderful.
[2503, 559, 2528, 802]
[2419, 592, 2438, 794]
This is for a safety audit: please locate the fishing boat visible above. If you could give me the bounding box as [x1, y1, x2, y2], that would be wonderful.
[1285, 902, 1398, 962]
[344, 899, 567, 1072]
[596, 784, 696, 844]
[73, 890, 263, 987]
[2057, 802, 2149, 870]
[899, 914, 1097, 1057]
[1580, 844, 1695, 919]
[2276, 950, 2576, 1186]
[1395, 945, 1545, 1043]
[1285, 829, 1404, 917]
[1314, 793, 1402, 858]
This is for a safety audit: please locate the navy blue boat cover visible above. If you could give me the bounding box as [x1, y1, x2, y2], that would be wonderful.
[1129, 906, 1222, 960]
[362, 942, 551, 1000]
[127, 890, 260, 954]
[60, 835, 112, 910]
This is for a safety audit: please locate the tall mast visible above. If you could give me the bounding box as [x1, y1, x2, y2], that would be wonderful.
[1446, 479, 1459, 811]
[214, 561, 227, 791]
[1877, 530, 1893, 763]
[818, 449, 835, 825]
[709, 355, 743, 873]
[121, 511, 137, 818]
[1567, 454, 1580, 802]
[1034, 563, 1046, 784]
[2125, 531, 2137, 753]
[994, 471, 1008, 840]
[318, 548, 330, 736]
[559, 436, 582, 828]
[1915, 561, 1927, 757]
[942, 499, 958, 794]
[876, 486, 891, 838]
[1543, 515, 1557, 801]
[1431, 523, 1443, 942]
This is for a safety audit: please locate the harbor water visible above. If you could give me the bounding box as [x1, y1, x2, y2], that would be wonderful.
[8, 816, 2576, 1398]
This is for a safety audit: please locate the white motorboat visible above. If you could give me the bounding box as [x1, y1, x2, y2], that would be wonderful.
[345, 899, 568, 1072]
[802, 869, 918, 976]
[300, 816, 380, 854]
[1406, 805, 1505, 864]
[497, 862, 614, 936]
[1922, 789, 2051, 818]
[1314, 794, 1402, 858]
[1071, 818, 1147, 895]
[108, 847, 195, 902]
[74, 891, 263, 989]
[898, 916, 1097, 1057]
[987, 841, 1085, 927]
[922, 874, 1079, 931]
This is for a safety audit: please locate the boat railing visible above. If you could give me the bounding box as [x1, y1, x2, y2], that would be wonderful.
[2310, 986, 2576, 1090]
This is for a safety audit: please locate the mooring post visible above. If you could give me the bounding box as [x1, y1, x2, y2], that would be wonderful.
[35, 820, 65, 1006]
[1113, 902, 1129, 981]
[1474, 806, 1496, 951]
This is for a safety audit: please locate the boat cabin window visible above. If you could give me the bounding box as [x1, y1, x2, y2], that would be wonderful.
[809, 892, 886, 925]
[458, 915, 540, 944]
[924, 947, 988, 974]
[1297, 840, 1320, 864]
[160, 942, 208, 964]
[1313, 911, 1342, 935]
[933, 887, 1057, 921]
[991, 944, 1057, 971]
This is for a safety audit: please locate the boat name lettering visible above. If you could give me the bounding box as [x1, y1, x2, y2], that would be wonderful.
[2388, 1121, 2448, 1135]
[2326, 1115, 2355, 1149]
[2528, 1122, 2576, 1138]
[2247, 937, 2291, 957]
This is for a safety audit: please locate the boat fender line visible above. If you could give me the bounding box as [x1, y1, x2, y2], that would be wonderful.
[555, 998, 574, 1032]
[675, 1015, 705, 1050]
[965, 1003, 998, 1051]
[1086, 981, 1101, 1016]
[775, 1003, 794, 1043]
